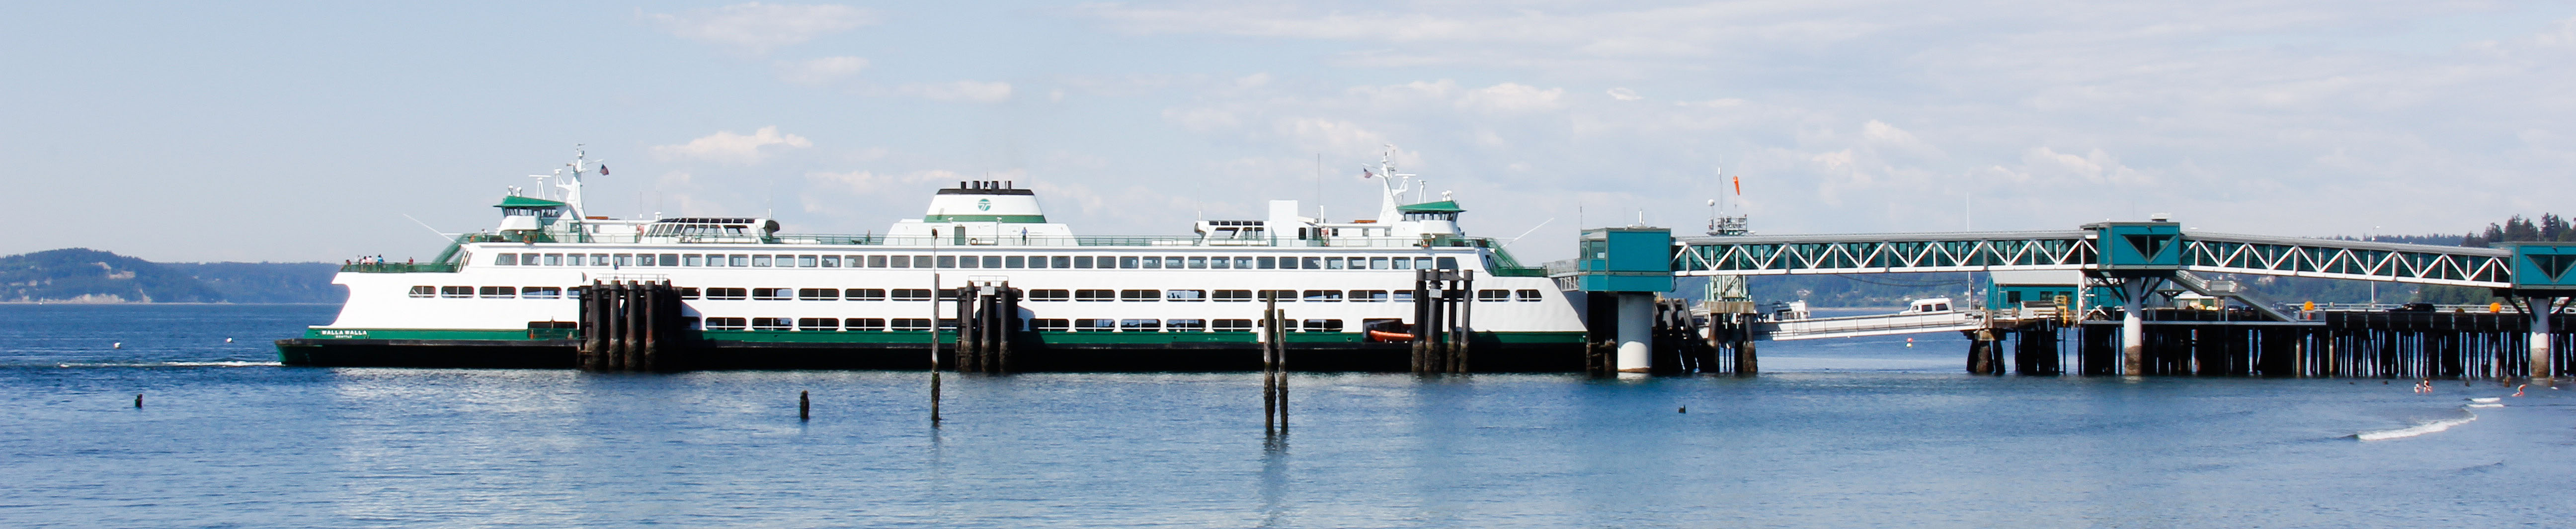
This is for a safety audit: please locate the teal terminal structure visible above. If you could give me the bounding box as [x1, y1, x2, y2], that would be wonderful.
[1566, 220, 2576, 381]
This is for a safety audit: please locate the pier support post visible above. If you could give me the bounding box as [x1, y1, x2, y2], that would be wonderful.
[2530, 296, 2559, 385]
[2117, 278, 2161, 376]
[1615, 293, 1653, 373]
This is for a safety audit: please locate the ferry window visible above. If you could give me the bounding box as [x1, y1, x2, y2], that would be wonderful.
[1234, 257, 1253, 269]
[749, 255, 771, 267]
[799, 288, 838, 300]
[1301, 257, 1322, 269]
[1166, 289, 1206, 302]
[535, 254, 556, 266]
[705, 317, 748, 331]
[441, 286, 474, 298]
[729, 255, 750, 267]
[1370, 257, 1391, 269]
[408, 286, 435, 298]
[797, 318, 839, 332]
[1187, 257, 1208, 269]
[1350, 290, 1388, 302]
[704, 255, 726, 267]
[868, 255, 889, 267]
[677, 287, 699, 299]
[752, 317, 793, 331]
[1139, 257, 1159, 269]
[477, 286, 515, 298]
[1212, 290, 1252, 302]
[1302, 290, 1342, 302]
[1413, 257, 1433, 269]
[1478, 289, 1510, 302]
[981, 256, 1001, 268]
[614, 254, 633, 267]
[1392, 258, 1413, 269]
[846, 318, 886, 331]
[1075, 289, 1114, 302]
[1120, 319, 1162, 332]
[1167, 319, 1207, 332]
[1517, 289, 1544, 302]
[494, 254, 518, 265]
[887, 256, 908, 268]
[1030, 289, 1071, 301]
[706, 287, 747, 300]
[1120, 257, 1140, 268]
[820, 256, 840, 267]
[1121, 289, 1161, 301]
[1075, 319, 1115, 332]
[958, 256, 979, 268]
[1258, 257, 1278, 269]
[1262, 289, 1297, 302]
[1167, 256, 1184, 268]
[1325, 258, 1346, 270]
[1033, 319, 1070, 332]
[660, 254, 679, 266]
[1436, 257, 1458, 269]
[752, 288, 790, 300]
[1213, 319, 1253, 332]
[1051, 256, 1072, 268]
[1005, 256, 1025, 268]
[1392, 290, 1414, 302]
[889, 318, 929, 332]
[913, 256, 932, 268]
[891, 289, 933, 302]
[845, 288, 886, 301]
[1208, 257, 1229, 269]
[1073, 256, 1094, 268]
[937, 256, 956, 268]
[1302, 319, 1345, 333]
[684, 255, 704, 266]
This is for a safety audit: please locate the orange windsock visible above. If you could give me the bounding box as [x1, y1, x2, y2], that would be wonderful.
[1732, 175, 1742, 195]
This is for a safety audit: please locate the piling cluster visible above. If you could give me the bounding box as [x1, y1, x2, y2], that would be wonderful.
[1261, 293, 1288, 435]
[578, 280, 686, 372]
[954, 282, 1021, 375]
[1410, 269, 1474, 375]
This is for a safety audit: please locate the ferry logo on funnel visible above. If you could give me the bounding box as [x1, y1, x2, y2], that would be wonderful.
[977, 199, 992, 211]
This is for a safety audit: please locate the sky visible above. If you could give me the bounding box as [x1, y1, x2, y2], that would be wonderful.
[4, 1, 2576, 264]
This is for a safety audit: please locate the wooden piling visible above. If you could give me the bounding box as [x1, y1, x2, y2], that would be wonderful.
[800, 390, 810, 421]
[133, 394, 141, 408]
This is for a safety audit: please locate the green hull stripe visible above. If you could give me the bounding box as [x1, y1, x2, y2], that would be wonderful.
[922, 214, 1048, 223]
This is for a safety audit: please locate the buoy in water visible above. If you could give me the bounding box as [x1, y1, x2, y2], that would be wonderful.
[112, 342, 121, 349]
[224, 338, 233, 343]
[1905, 338, 1914, 348]
[1678, 406, 1687, 414]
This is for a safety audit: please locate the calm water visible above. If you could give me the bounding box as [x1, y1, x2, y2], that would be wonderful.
[2, 304, 2570, 528]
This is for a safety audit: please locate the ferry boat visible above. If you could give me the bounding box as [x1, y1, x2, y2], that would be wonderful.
[277, 148, 1589, 370]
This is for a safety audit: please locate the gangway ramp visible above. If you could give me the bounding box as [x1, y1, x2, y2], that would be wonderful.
[1760, 311, 1984, 341]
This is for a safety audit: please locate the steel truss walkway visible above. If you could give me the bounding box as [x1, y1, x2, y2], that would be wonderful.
[1663, 222, 2569, 291]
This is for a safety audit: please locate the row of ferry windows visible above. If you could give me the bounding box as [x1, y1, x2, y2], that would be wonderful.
[490, 252, 1460, 271]
[701, 317, 1350, 333]
[411, 286, 1547, 302]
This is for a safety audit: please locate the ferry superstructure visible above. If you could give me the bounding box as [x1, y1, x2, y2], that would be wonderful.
[279, 148, 1587, 370]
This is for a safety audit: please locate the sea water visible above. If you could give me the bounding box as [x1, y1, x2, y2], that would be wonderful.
[2, 304, 2570, 528]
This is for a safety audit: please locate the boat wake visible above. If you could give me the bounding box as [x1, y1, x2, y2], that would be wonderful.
[2355, 411, 2478, 441]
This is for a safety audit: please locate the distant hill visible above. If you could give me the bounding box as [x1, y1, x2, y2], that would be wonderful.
[0, 249, 342, 304]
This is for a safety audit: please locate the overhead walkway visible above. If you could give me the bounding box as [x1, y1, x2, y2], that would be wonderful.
[1563, 220, 2576, 379]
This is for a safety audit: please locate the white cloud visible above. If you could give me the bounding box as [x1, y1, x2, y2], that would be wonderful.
[1459, 83, 1565, 113]
[773, 56, 869, 86]
[902, 81, 1015, 103]
[1607, 88, 1642, 101]
[652, 126, 814, 164]
[645, 2, 877, 56]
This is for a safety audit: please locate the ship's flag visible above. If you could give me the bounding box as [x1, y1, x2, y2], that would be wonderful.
[1361, 169, 1374, 179]
[599, 165, 610, 176]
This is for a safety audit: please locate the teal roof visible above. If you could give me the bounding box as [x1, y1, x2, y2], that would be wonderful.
[1397, 200, 1464, 213]
[495, 195, 567, 208]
